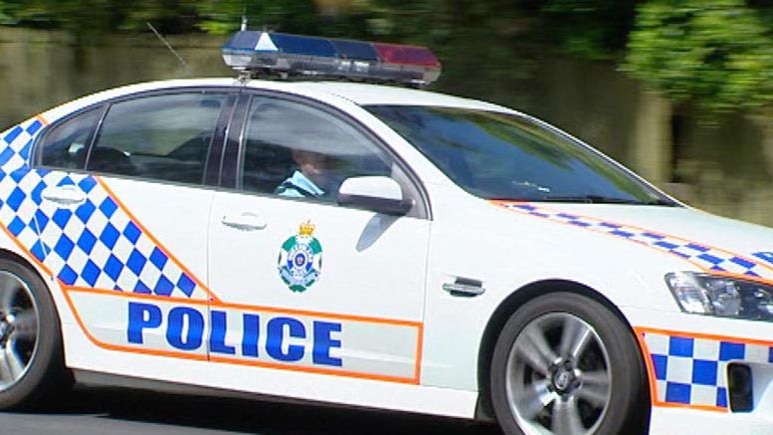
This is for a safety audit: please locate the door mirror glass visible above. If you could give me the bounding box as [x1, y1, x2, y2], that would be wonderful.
[337, 176, 412, 215]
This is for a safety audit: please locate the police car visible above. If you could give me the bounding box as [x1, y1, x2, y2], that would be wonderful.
[0, 30, 770, 435]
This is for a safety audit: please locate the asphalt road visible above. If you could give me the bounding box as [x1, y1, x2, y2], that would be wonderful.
[0, 389, 503, 435]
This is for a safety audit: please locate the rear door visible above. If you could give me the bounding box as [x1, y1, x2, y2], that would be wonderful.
[32, 89, 236, 360]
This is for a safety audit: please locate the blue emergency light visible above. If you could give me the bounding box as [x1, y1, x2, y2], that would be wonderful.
[222, 31, 441, 87]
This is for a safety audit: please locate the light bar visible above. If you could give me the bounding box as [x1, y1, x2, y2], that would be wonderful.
[222, 31, 441, 87]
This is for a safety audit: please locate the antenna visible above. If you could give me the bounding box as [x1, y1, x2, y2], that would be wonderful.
[146, 22, 189, 69]
[241, 4, 248, 31]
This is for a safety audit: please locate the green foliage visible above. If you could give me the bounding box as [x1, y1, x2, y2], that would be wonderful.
[191, 0, 320, 36]
[540, 0, 636, 60]
[2, 0, 121, 34]
[0, 1, 17, 25]
[625, 0, 773, 113]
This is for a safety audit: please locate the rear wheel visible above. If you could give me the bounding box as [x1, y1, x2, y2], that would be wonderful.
[490, 292, 646, 435]
[0, 259, 69, 409]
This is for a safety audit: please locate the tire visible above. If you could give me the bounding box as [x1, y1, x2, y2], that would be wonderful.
[0, 258, 70, 410]
[490, 292, 646, 435]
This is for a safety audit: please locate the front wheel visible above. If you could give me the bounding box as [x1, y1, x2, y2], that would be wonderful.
[490, 292, 646, 435]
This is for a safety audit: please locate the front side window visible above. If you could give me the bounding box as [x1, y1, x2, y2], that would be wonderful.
[38, 108, 102, 170]
[368, 105, 676, 205]
[241, 96, 392, 201]
[88, 92, 227, 184]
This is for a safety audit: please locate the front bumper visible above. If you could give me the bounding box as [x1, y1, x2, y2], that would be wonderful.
[625, 307, 773, 431]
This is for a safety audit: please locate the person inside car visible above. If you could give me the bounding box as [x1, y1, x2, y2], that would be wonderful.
[275, 149, 335, 198]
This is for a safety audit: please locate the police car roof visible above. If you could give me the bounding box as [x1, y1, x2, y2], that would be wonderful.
[279, 81, 508, 112]
[40, 78, 512, 123]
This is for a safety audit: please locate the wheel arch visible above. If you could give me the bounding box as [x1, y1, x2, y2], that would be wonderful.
[475, 279, 650, 423]
[0, 248, 63, 319]
[0, 247, 72, 408]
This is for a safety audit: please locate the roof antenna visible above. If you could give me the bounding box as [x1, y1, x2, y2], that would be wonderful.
[237, 7, 252, 82]
[147, 22, 189, 69]
[241, 7, 248, 31]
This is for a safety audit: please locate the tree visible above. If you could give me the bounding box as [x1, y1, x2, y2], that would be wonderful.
[625, 0, 773, 113]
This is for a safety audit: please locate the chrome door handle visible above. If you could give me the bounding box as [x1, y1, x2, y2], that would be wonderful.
[221, 212, 267, 231]
[41, 185, 86, 206]
[443, 278, 485, 297]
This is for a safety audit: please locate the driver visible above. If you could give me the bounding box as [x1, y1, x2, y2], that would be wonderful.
[275, 149, 336, 198]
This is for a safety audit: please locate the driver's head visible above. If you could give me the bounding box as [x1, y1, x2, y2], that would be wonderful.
[292, 149, 331, 187]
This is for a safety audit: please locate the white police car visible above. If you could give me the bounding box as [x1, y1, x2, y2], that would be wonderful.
[0, 31, 771, 435]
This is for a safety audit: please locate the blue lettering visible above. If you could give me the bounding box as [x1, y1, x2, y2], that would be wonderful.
[126, 304, 345, 367]
[312, 321, 342, 367]
[266, 317, 305, 362]
[241, 314, 260, 357]
[754, 252, 773, 265]
[166, 307, 204, 351]
[127, 302, 162, 344]
[209, 310, 236, 355]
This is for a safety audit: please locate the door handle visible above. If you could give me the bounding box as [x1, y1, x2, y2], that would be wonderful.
[221, 212, 267, 231]
[442, 277, 485, 297]
[41, 185, 86, 206]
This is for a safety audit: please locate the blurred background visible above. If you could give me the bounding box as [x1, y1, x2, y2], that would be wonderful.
[1, 0, 773, 225]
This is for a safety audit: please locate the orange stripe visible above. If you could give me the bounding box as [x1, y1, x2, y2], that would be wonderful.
[491, 201, 773, 285]
[35, 114, 49, 126]
[654, 401, 728, 413]
[63, 285, 424, 384]
[636, 326, 773, 349]
[64, 285, 422, 327]
[66, 285, 413, 382]
[0, 222, 53, 277]
[214, 300, 423, 327]
[633, 328, 661, 412]
[703, 270, 773, 289]
[209, 355, 418, 385]
[95, 176, 221, 303]
[66, 285, 208, 306]
[412, 323, 424, 383]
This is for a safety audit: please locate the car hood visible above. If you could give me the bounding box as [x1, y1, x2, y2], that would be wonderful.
[491, 201, 773, 279]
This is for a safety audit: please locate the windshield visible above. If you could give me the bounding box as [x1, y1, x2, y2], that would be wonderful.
[367, 105, 676, 205]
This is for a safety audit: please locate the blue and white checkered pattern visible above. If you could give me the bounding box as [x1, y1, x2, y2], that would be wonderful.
[499, 203, 773, 280]
[643, 331, 773, 409]
[0, 117, 208, 300]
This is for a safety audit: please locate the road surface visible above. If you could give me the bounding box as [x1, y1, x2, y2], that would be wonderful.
[0, 388, 502, 435]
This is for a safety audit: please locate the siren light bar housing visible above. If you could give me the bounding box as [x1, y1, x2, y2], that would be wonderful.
[222, 31, 441, 87]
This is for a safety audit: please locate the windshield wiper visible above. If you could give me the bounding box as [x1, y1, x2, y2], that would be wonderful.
[539, 195, 677, 206]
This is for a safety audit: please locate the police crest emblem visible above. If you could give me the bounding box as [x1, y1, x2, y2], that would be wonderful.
[278, 221, 323, 292]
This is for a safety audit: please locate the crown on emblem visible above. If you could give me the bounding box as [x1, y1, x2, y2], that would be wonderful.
[298, 220, 315, 237]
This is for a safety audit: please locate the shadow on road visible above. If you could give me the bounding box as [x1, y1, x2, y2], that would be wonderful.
[47, 388, 502, 435]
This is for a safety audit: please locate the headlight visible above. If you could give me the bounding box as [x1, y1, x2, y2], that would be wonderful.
[665, 272, 773, 321]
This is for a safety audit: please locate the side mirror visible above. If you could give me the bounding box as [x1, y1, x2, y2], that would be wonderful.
[337, 176, 413, 216]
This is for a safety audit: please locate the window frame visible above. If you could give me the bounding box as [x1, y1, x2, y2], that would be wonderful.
[33, 86, 240, 189]
[224, 90, 432, 220]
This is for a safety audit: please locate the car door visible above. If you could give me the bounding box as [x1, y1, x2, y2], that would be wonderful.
[33, 89, 235, 360]
[207, 93, 430, 385]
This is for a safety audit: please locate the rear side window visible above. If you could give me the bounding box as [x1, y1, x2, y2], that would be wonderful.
[88, 93, 227, 185]
[38, 108, 102, 170]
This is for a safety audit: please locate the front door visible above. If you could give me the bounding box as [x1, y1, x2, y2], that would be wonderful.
[207, 94, 429, 385]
